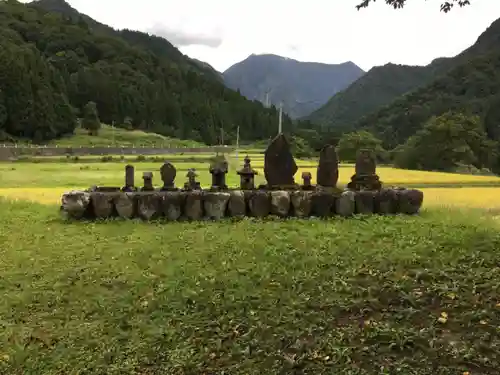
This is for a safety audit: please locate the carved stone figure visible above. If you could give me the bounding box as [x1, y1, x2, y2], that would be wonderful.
[160, 162, 177, 191]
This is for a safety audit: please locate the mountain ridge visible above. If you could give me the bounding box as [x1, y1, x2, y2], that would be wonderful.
[223, 53, 365, 119]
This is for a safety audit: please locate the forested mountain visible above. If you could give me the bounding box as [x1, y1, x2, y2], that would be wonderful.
[223, 54, 365, 119]
[357, 51, 500, 149]
[0, 0, 307, 144]
[307, 17, 500, 130]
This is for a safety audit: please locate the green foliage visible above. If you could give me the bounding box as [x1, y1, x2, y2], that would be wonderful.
[394, 112, 497, 172]
[82, 101, 101, 136]
[1, 200, 500, 374]
[356, 0, 471, 12]
[337, 130, 387, 162]
[0, 0, 304, 145]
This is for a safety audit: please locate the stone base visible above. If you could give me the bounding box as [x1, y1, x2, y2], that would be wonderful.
[60, 187, 424, 221]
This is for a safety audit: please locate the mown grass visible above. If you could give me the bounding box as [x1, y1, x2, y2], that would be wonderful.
[0, 200, 499, 374]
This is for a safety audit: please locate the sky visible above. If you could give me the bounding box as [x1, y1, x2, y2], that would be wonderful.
[46, 0, 500, 72]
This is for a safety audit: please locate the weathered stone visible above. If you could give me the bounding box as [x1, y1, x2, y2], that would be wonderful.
[355, 190, 375, 214]
[60, 190, 91, 219]
[123, 164, 135, 192]
[317, 145, 339, 187]
[375, 188, 398, 214]
[91, 192, 115, 218]
[141, 172, 155, 191]
[160, 162, 177, 191]
[248, 190, 271, 217]
[398, 189, 424, 215]
[184, 169, 201, 191]
[137, 193, 161, 220]
[204, 192, 230, 220]
[311, 191, 335, 217]
[291, 190, 312, 217]
[347, 149, 382, 191]
[237, 156, 258, 190]
[264, 133, 297, 187]
[184, 191, 203, 220]
[114, 193, 135, 219]
[209, 157, 229, 190]
[228, 190, 246, 217]
[336, 190, 356, 217]
[162, 191, 184, 221]
[270, 190, 291, 217]
[301, 171, 314, 190]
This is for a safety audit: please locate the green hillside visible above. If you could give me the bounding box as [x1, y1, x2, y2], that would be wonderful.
[0, 0, 301, 145]
[306, 17, 500, 130]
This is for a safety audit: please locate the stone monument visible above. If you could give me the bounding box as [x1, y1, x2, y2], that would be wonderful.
[237, 155, 258, 190]
[122, 164, 135, 192]
[317, 145, 339, 188]
[209, 157, 228, 190]
[301, 171, 313, 190]
[141, 172, 155, 191]
[160, 162, 177, 191]
[347, 149, 382, 191]
[184, 169, 201, 191]
[264, 133, 298, 188]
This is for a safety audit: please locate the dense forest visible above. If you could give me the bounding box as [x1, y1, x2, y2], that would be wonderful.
[306, 17, 500, 131]
[0, 0, 317, 145]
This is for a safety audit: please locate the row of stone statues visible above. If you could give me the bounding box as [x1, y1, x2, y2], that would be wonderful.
[111, 134, 382, 193]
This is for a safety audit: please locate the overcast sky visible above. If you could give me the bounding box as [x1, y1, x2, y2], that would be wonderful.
[53, 0, 500, 72]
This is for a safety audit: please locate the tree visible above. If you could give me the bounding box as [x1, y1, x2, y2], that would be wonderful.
[356, 0, 470, 12]
[394, 112, 496, 172]
[82, 101, 101, 136]
[337, 131, 387, 162]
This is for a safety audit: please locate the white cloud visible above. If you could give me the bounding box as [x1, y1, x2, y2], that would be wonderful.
[43, 0, 500, 72]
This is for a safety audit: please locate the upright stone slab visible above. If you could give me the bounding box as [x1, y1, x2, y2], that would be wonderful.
[291, 190, 312, 218]
[141, 172, 155, 192]
[184, 191, 203, 220]
[248, 190, 271, 218]
[204, 192, 230, 220]
[162, 191, 184, 221]
[91, 192, 115, 218]
[137, 193, 161, 220]
[123, 165, 135, 192]
[264, 133, 298, 187]
[228, 190, 246, 217]
[317, 145, 339, 188]
[60, 191, 91, 219]
[336, 190, 356, 217]
[270, 191, 291, 217]
[160, 162, 177, 191]
[114, 193, 135, 219]
[355, 190, 375, 214]
[398, 189, 424, 215]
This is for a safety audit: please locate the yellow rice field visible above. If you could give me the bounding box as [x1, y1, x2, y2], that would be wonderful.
[1, 187, 499, 210]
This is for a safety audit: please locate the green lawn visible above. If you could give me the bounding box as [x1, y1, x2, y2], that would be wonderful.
[0, 200, 499, 374]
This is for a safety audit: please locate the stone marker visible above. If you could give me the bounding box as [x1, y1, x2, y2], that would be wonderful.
[92, 192, 115, 218]
[204, 192, 230, 220]
[137, 193, 161, 220]
[248, 191, 271, 217]
[264, 133, 298, 187]
[336, 190, 356, 217]
[311, 191, 336, 217]
[123, 164, 135, 192]
[237, 155, 258, 190]
[60, 191, 90, 219]
[160, 162, 177, 191]
[162, 191, 184, 221]
[355, 190, 375, 214]
[141, 172, 155, 191]
[184, 190, 203, 220]
[270, 190, 291, 217]
[184, 169, 201, 191]
[209, 157, 228, 190]
[301, 171, 313, 190]
[347, 149, 382, 191]
[291, 191, 313, 217]
[114, 193, 135, 219]
[228, 190, 246, 217]
[317, 145, 339, 188]
[375, 188, 398, 214]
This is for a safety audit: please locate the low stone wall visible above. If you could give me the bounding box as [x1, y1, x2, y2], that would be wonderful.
[60, 188, 424, 221]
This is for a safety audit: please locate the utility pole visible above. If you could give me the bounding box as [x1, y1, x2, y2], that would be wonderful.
[278, 102, 283, 134]
[220, 127, 224, 146]
[235, 125, 240, 161]
[112, 120, 115, 146]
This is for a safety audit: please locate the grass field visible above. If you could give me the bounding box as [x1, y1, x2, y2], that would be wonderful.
[2, 144, 500, 373]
